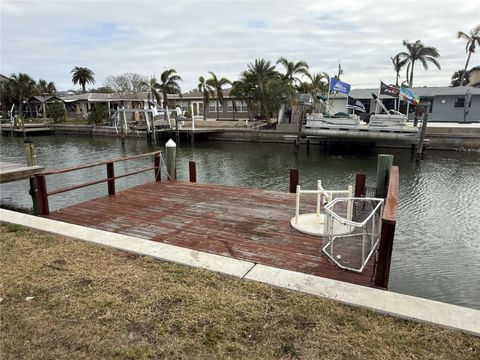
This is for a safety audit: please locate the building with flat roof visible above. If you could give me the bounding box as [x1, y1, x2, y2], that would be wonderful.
[330, 86, 479, 122]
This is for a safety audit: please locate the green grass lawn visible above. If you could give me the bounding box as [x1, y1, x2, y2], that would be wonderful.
[0, 223, 478, 360]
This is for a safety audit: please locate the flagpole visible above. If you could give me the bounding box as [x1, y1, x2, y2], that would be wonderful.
[326, 75, 331, 114]
[376, 81, 381, 114]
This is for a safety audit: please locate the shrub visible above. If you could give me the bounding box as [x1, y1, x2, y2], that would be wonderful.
[87, 104, 109, 125]
[46, 101, 67, 123]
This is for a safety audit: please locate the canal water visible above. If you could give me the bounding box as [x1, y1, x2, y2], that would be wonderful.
[1, 135, 479, 309]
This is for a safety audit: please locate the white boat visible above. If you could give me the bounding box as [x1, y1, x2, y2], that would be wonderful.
[305, 112, 360, 127]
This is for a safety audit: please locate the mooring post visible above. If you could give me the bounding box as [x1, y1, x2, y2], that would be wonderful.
[354, 172, 366, 197]
[416, 103, 430, 161]
[154, 153, 161, 182]
[165, 139, 177, 180]
[106, 161, 115, 195]
[374, 166, 399, 289]
[35, 174, 49, 216]
[24, 138, 40, 214]
[189, 161, 197, 182]
[375, 154, 393, 198]
[289, 169, 299, 193]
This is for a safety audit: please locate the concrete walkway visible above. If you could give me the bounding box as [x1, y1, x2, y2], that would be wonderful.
[1, 208, 479, 336]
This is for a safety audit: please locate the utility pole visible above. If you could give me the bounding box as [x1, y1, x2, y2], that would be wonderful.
[337, 62, 343, 80]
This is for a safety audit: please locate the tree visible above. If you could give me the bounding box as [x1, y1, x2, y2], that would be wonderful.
[276, 57, 309, 85]
[139, 78, 162, 105]
[230, 74, 257, 121]
[46, 101, 67, 123]
[9, 73, 37, 116]
[156, 69, 182, 108]
[197, 76, 212, 120]
[37, 79, 56, 95]
[242, 58, 280, 122]
[391, 54, 408, 87]
[398, 40, 441, 87]
[206, 72, 230, 120]
[451, 69, 470, 87]
[71, 66, 95, 93]
[457, 24, 480, 86]
[87, 104, 109, 125]
[104, 73, 148, 95]
[306, 72, 329, 97]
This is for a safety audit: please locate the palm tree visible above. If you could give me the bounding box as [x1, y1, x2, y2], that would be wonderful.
[276, 57, 309, 85]
[391, 54, 408, 87]
[306, 72, 329, 97]
[230, 74, 257, 121]
[37, 79, 56, 95]
[9, 73, 36, 116]
[206, 72, 230, 120]
[156, 69, 182, 108]
[243, 58, 280, 121]
[71, 66, 95, 93]
[197, 76, 212, 120]
[398, 40, 441, 87]
[140, 78, 162, 105]
[457, 24, 480, 86]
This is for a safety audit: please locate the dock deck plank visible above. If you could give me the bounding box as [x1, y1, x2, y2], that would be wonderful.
[46, 181, 376, 287]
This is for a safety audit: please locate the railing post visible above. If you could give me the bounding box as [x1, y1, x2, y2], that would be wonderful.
[154, 153, 161, 182]
[189, 161, 196, 182]
[35, 174, 49, 215]
[289, 169, 299, 193]
[355, 172, 366, 197]
[106, 161, 115, 195]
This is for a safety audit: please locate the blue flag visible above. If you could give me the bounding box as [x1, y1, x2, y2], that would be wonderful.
[329, 78, 351, 95]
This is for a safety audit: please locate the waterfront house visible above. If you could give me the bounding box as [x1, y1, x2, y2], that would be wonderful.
[329, 86, 480, 122]
[24, 95, 65, 118]
[468, 65, 480, 87]
[167, 89, 250, 121]
[60, 92, 152, 120]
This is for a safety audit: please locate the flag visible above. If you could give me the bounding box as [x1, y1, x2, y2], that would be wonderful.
[399, 86, 420, 105]
[380, 81, 400, 97]
[347, 96, 366, 112]
[329, 78, 351, 95]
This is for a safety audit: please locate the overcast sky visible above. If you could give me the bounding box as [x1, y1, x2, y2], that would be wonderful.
[1, 0, 479, 92]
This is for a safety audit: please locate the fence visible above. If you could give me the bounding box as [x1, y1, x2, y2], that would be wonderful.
[35, 151, 161, 216]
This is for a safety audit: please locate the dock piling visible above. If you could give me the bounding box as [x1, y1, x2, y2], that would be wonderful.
[24, 138, 40, 214]
[35, 174, 49, 216]
[165, 139, 177, 180]
[375, 154, 393, 198]
[416, 104, 430, 161]
[189, 161, 197, 182]
[154, 153, 161, 182]
[289, 169, 299, 193]
[354, 172, 366, 197]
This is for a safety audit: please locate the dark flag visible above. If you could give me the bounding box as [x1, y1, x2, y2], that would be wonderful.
[347, 96, 366, 112]
[380, 81, 400, 97]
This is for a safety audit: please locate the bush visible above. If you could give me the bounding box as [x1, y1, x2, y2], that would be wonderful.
[87, 104, 109, 125]
[46, 101, 67, 123]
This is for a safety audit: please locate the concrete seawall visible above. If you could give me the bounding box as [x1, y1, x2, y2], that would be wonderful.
[50, 123, 480, 150]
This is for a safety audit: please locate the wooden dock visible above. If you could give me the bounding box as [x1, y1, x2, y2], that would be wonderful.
[45, 181, 377, 287]
[0, 162, 44, 183]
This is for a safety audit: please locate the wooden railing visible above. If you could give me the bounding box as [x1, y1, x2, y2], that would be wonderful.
[35, 151, 161, 216]
[374, 166, 399, 288]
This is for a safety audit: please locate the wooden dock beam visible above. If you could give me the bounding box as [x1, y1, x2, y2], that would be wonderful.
[106, 162, 115, 195]
[375, 154, 393, 198]
[354, 172, 366, 197]
[374, 166, 399, 289]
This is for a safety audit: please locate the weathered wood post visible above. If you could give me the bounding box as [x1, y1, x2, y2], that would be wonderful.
[35, 173, 49, 215]
[165, 139, 177, 180]
[24, 138, 40, 214]
[154, 153, 161, 182]
[106, 161, 115, 195]
[374, 166, 399, 289]
[416, 102, 430, 161]
[189, 161, 197, 182]
[354, 172, 366, 197]
[289, 169, 299, 193]
[375, 154, 393, 198]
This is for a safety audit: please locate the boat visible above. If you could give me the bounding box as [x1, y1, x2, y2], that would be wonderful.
[305, 112, 360, 127]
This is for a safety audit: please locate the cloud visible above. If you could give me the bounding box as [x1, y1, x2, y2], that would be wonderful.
[1, 0, 479, 91]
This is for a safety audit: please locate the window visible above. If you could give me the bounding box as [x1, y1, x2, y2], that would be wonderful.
[454, 97, 465, 108]
[209, 100, 222, 112]
[226, 100, 234, 112]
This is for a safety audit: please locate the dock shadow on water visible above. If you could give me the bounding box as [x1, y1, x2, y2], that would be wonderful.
[1, 134, 479, 309]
